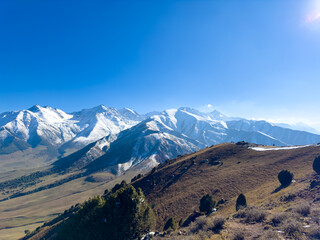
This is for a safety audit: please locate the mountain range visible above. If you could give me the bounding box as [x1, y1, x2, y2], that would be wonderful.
[1, 105, 320, 173]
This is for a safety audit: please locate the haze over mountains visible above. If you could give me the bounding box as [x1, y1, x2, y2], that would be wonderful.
[1, 105, 320, 173]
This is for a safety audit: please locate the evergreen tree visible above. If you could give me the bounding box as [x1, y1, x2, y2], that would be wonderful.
[163, 217, 177, 231]
[313, 156, 320, 174]
[56, 185, 156, 240]
[199, 194, 216, 214]
[278, 170, 293, 187]
[236, 193, 247, 211]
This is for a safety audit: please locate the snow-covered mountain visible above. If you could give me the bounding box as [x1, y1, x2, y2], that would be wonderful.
[1, 105, 320, 173]
[0, 105, 140, 157]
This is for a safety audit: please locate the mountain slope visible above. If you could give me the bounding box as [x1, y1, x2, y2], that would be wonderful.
[53, 116, 203, 174]
[0, 105, 141, 170]
[25, 142, 320, 239]
[132, 142, 320, 229]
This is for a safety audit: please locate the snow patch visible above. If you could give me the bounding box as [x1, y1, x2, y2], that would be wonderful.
[249, 145, 315, 151]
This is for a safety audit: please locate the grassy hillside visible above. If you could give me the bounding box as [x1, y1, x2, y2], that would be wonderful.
[133, 143, 320, 229]
[23, 142, 320, 239]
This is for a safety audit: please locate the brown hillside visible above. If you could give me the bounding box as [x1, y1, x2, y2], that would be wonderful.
[132, 143, 320, 229]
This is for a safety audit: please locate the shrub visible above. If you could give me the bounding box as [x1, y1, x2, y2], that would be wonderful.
[236, 193, 247, 211]
[294, 202, 311, 216]
[234, 206, 266, 223]
[313, 156, 320, 174]
[280, 193, 296, 202]
[199, 194, 216, 214]
[282, 219, 302, 237]
[244, 207, 266, 223]
[24, 230, 31, 236]
[164, 217, 177, 231]
[309, 226, 320, 239]
[189, 216, 207, 233]
[270, 212, 288, 227]
[232, 229, 245, 240]
[211, 216, 225, 233]
[310, 180, 320, 189]
[278, 170, 293, 187]
[260, 230, 281, 240]
[189, 215, 225, 234]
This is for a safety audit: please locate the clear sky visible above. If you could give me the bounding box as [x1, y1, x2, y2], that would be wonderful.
[1, 0, 320, 128]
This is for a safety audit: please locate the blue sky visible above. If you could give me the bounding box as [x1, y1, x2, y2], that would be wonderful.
[1, 0, 320, 128]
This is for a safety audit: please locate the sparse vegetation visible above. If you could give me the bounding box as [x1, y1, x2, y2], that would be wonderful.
[211, 216, 225, 233]
[260, 230, 281, 240]
[236, 193, 247, 211]
[270, 212, 288, 227]
[189, 215, 225, 235]
[232, 229, 245, 240]
[282, 219, 302, 237]
[278, 169, 293, 187]
[280, 193, 296, 202]
[17, 143, 320, 240]
[293, 202, 311, 216]
[309, 226, 320, 239]
[234, 206, 266, 223]
[0, 170, 51, 192]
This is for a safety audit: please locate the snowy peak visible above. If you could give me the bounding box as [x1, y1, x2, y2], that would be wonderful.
[118, 108, 142, 121]
[0, 105, 142, 155]
[2, 105, 320, 174]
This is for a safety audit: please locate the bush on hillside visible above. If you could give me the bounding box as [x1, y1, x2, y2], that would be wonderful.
[232, 228, 246, 240]
[293, 202, 311, 216]
[313, 156, 320, 174]
[199, 194, 216, 214]
[234, 206, 266, 223]
[282, 219, 302, 237]
[189, 216, 207, 233]
[309, 226, 320, 239]
[211, 216, 225, 233]
[280, 193, 296, 202]
[164, 217, 177, 231]
[189, 215, 225, 234]
[236, 193, 247, 211]
[260, 230, 281, 240]
[278, 170, 293, 187]
[271, 212, 289, 227]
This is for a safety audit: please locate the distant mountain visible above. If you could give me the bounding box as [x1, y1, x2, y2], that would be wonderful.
[275, 122, 320, 135]
[50, 107, 320, 174]
[1, 105, 320, 173]
[0, 105, 140, 169]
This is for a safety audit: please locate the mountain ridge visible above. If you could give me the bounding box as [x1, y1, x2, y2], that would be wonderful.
[1, 105, 320, 173]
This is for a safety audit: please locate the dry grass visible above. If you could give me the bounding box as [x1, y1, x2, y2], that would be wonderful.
[259, 230, 282, 240]
[133, 143, 320, 229]
[234, 206, 267, 223]
[270, 212, 289, 227]
[189, 215, 225, 234]
[293, 202, 311, 216]
[281, 219, 303, 238]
